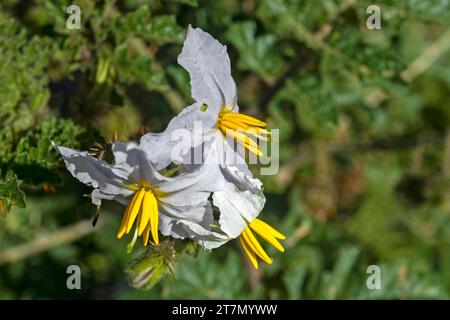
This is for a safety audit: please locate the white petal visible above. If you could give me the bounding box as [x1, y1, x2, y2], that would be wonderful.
[176, 220, 229, 250]
[220, 164, 262, 193]
[53, 143, 132, 205]
[222, 136, 252, 176]
[181, 129, 222, 171]
[140, 102, 216, 170]
[118, 145, 170, 185]
[178, 26, 237, 112]
[149, 132, 227, 210]
[158, 201, 228, 249]
[91, 189, 130, 206]
[212, 173, 265, 239]
[158, 200, 212, 228]
[54, 142, 174, 207]
[111, 142, 129, 164]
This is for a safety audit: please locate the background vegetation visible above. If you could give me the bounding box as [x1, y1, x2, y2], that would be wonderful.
[0, 0, 449, 299]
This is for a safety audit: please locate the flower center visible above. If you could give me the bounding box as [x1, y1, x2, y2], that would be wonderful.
[117, 184, 159, 251]
[216, 107, 270, 157]
[239, 218, 286, 269]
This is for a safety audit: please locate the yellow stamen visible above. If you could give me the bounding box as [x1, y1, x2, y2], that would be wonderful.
[139, 191, 152, 235]
[219, 119, 249, 130]
[220, 126, 264, 156]
[239, 236, 258, 269]
[125, 189, 146, 233]
[220, 126, 259, 149]
[221, 112, 267, 127]
[241, 142, 263, 157]
[217, 108, 269, 157]
[221, 119, 270, 136]
[117, 190, 142, 239]
[117, 208, 131, 239]
[238, 219, 286, 269]
[241, 227, 272, 264]
[253, 218, 286, 239]
[247, 132, 270, 142]
[117, 184, 160, 249]
[221, 120, 270, 141]
[249, 220, 285, 252]
[149, 192, 159, 245]
[142, 221, 151, 246]
[254, 128, 271, 136]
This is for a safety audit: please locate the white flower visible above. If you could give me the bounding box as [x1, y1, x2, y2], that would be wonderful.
[140, 25, 270, 171]
[212, 166, 285, 269]
[138, 26, 285, 268]
[53, 141, 227, 250]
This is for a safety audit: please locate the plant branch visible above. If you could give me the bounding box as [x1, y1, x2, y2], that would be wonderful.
[401, 28, 450, 83]
[0, 219, 101, 266]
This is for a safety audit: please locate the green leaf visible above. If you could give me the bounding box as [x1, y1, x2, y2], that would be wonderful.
[163, 0, 198, 7]
[0, 171, 26, 217]
[320, 246, 360, 299]
[0, 12, 51, 130]
[122, 6, 184, 45]
[112, 40, 169, 91]
[141, 15, 184, 45]
[13, 118, 85, 169]
[226, 21, 283, 84]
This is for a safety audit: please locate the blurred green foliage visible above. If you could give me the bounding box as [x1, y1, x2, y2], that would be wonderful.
[0, 0, 449, 299]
